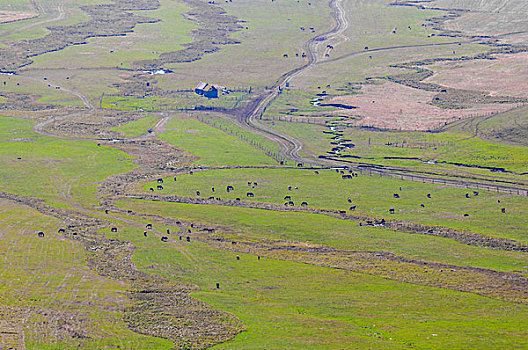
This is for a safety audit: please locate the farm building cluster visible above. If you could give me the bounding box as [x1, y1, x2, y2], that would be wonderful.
[195, 82, 229, 98]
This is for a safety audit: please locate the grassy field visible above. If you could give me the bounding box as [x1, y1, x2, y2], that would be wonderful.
[141, 167, 528, 243]
[0, 0, 527, 348]
[108, 199, 528, 349]
[0, 201, 172, 349]
[0, 115, 134, 207]
[158, 115, 277, 166]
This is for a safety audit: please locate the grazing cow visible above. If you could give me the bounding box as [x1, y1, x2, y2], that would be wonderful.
[186, 236, 191, 242]
[297, 163, 303, 167]
[288, 201, 295, 206]
[236, 256, 240, 260]
[157, 185, 163, 190]
[501, 208, 506, 213]
[314, 170, 319, 174]
[58, 228, 65, 233]
[364, 46, 369, 50]
[227, 185, 234, 192]
[146, 223, 152, 229]
[179, 236, 182, 240]
[339, 210, 347, 215]
[216, 283, 220, 289]
[209, 196, 215, 200]
[427, 193, 431, 198]
[254, 182, 258, 186]
[248, 181, 252, 186]
[284, 195, 291, 200]
[288, 186, 292, 190]
[105, 210, 109, 214]
[283, 54, 288, 58]
[399, 187, 402, 191]
[258, 255, 260, 260]
[149, 188, 154, 191]
[174, 177, 177, 181]
[236, 197, 241, 201]
[301, 202, 308, 206]
[111, 227, 118, 232]
[216, 197, 221, 200]
[465, 193, 470, 198]
[157, 178, 163, 183]
[342, 174, 352, 179]
[284, 202, 289, 206]
[463, 214, 469, 217]
[211, 187, 215, 192]
[473, 191, 479, 196]
[161, 236, 168, 242]
[347, 197, 352, 203]
[143, 231, 147, 237]
[389, 208, 395, 214]
[247, 192, 254, 197]
[167, 229, 170, 234]
[196, 190, 201, 196]
[393, 193, 400, 198]
[420, 204, 425, 208]
[190, 171, 194, 175]
[498, 200, 501, 203]
[38, 232, 44, 237]
[349, 205, 356, 210]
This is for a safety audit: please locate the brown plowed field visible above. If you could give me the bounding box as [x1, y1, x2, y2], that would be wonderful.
[326, 81, 517, 130]
[425, 52, 528, 98]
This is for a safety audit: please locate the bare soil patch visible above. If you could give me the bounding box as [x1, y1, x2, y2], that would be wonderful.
[426, 52, 528, 98]
[325, 81, 517, 130]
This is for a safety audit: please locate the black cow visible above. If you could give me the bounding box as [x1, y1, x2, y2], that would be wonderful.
[349, 205, 356, 210]
[301, 202, 308, 206]
[161, 236, 168, 242]
[186, 236, 191, 242]
[212, 187, 215, 192]
[38, 232, 45, 237]
[389, 208, 395, 214]
[146, 223, 152, 229]
[420, 204, 425, 208]
[501, 208, 506, 213]
[111, 227, 118, 232]
[157, 178, 164, 183]
[157, 185, 163, 190]
[196, 190, 201, 196]
[393, 193, 400, 198]
[427, 193, 431, 198]
[247, 192, 254, 197]
[143, 231, 147, 237]
[284, 195, 291, 200]
[58, 228, 65, 233]
[347, 197, 352, 203]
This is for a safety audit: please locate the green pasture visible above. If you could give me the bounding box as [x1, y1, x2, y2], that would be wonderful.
[143, 167, 528, 243]
[101, 91, 247, 111]
[263, 119, 528, 179]
[158, 115, 277, 166]
[25, 0, 195, 70]
[0, 202, 172, 349]
[0, 116, 134, 206]
[111, 114, 161, 137]
[107, 201, 528, 349]
[119, 198, 528, 274]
